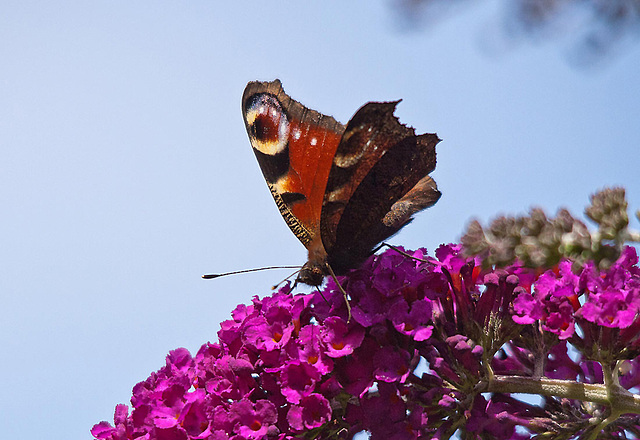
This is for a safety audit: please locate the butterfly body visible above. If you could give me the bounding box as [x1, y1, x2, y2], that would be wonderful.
[242, 80, 440, 285]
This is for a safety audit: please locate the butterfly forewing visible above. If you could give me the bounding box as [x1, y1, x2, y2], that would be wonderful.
[242, 80, 345, 247]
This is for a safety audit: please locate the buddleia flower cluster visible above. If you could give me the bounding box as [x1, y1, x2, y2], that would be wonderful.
[93, 188, 640, 439]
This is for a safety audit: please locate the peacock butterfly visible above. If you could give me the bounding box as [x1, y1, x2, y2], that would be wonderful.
[242, 79, 441, 286]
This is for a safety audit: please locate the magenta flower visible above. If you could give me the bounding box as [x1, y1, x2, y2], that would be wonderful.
[389, 297, 433, 341]
[333, 338, 377, 398]
[512, 290, 544, 324]
[296, 324, 334, 375]
[373, 346, 413, 383]
[280, 360, 321, 404]
[579, 247, 640, 328]
[229, 399, 278, 439]
[511, 261, 581, 339]
[320, 316, 364, 358]
[581, 287, 639, 328]
[286, 394, 331, 430]
[91, 405, 131, 440]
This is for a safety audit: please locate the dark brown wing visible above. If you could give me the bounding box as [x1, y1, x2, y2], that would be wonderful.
[320, 101, 441, 273]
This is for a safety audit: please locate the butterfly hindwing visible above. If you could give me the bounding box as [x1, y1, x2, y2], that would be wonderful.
[320, 101, 441, 272]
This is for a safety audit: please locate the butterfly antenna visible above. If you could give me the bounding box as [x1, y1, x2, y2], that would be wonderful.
[326, 264, 352, 323]
[202, 266, 301, 279]
[271, 268, 302, 290]
[379, 242, 429, 263]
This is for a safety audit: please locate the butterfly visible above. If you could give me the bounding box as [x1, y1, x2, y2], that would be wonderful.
[242, 79, 441, 286]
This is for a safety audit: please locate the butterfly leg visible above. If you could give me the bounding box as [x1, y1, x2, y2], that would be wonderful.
[326, 264, 352, 323]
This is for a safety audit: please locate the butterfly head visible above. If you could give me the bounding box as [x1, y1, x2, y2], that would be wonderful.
[295, 239, 330, 286]
[297, 261, 326, 287]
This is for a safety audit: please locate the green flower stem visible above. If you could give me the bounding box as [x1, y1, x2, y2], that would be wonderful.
[487, 375, 640, 415]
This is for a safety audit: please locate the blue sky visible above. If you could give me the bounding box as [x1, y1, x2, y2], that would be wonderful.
[1, 1, 639, 438]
